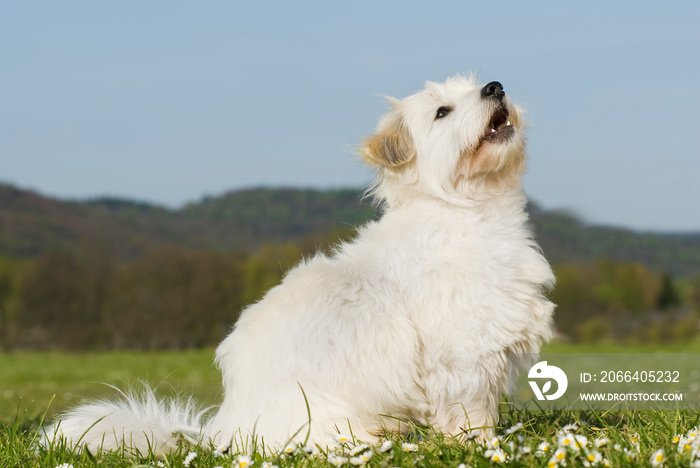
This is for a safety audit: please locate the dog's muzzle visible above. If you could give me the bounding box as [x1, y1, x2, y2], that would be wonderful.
[480, 81, 514, 142]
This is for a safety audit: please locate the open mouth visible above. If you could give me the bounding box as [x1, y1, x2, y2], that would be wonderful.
[483, 106, 514, 142]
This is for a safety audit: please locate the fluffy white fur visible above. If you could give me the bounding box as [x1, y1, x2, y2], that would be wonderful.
[45, 75, 555, 455]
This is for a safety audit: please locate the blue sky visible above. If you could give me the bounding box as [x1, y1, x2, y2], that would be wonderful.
[2, 1, 699, 232]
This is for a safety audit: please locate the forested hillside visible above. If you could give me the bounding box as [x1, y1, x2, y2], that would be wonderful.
[1, 183, 698, 350]
[2, 183, 699, 275]
[0, 184, 375, 258]
[528, 205, 700, 277]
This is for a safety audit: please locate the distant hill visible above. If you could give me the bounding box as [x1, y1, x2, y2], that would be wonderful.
[179, 187, 378, 249]
[527, 206, 700, 276]
[0, 184, 376, 258]
[1, 183, 699, 276]
[0, 184, 188, 258]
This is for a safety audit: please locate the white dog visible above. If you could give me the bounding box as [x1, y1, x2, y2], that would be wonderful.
[46, 75, 555, 454]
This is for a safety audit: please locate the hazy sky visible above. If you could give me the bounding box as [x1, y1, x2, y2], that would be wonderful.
[2, 1, 699, 232]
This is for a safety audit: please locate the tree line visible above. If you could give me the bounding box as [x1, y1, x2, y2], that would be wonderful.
[0, 242, 698, 351]
[552, 259, 699, 343]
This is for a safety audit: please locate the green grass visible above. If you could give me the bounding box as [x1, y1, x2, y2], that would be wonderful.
[0, 349, 221, 423]
[2, 343, 700, 467]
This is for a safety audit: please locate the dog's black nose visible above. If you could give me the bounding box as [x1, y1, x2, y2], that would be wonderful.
[481, 81, 504, 99]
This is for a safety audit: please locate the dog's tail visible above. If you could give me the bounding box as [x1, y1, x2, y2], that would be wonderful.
[42, 385, 211, 456]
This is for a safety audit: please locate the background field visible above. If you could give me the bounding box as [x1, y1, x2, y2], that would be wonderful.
[3, 340, 700, 424]
[0, 348, 220, 423]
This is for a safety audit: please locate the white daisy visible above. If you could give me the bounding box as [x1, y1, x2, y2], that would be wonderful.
[594, 437, 609, 448]
[490, 448, 507, 463]
[504, 422, 523, 435]
[401, 442, 419, 452]
[548, 453, 566, 467]
[678, 436, 693, 453]
[537, 441, 552, 456]
[585, 450, 603, 465]
[234, 455, 252, 468]
[629, 434, 640, 452]
[557, 433, 575, 448]
[650, 448, 665, 467]
[335, 433, 352, 445]
[378, 440, 393, 453]
[463, 429, 480, 440]
[213, 443, 229, 457]
[485, 436, 502, 450]
[572, 434, 588, 451]
[328, 455, 349, 467]
[349, 450, 372, 465]
[553, 446, 567, 463]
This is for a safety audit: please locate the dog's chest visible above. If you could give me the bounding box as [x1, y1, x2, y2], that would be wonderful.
[369, 202, 551, 337]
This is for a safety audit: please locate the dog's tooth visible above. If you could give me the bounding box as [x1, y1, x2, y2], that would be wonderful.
[506, 120, 511, 126]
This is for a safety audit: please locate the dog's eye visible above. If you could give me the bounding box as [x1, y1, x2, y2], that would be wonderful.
[435, 106, 453, 120]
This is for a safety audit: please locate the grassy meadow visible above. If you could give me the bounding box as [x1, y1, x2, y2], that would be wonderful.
[0, 349, 221, 423]
[2, 341, 700, 467]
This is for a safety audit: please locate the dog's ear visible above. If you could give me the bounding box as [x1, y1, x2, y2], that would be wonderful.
[361, 108, 415, 167]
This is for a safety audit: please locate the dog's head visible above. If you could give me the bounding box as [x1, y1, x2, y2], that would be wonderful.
[361, 75, 527, 206]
